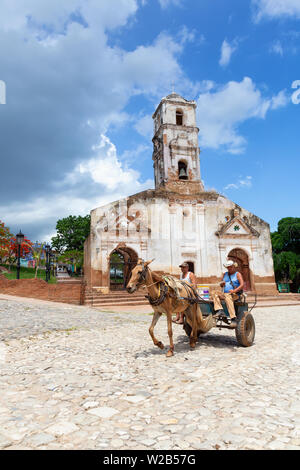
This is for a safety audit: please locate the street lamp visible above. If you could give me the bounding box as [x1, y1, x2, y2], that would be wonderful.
[52, 254, 58, 277]
[16, 230, 24, 279]
[45, 244, 51, 282]
[50, 252, 55, 277]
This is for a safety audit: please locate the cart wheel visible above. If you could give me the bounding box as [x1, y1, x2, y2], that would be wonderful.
[235, 312, 255, 347]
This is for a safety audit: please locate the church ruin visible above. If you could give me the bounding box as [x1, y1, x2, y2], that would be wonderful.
[84, 93, 277, 295]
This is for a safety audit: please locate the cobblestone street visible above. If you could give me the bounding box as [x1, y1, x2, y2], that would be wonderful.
[0, 295, 299, 450]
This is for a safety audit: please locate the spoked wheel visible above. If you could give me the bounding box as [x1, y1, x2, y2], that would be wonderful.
[235, 311, 255, 347]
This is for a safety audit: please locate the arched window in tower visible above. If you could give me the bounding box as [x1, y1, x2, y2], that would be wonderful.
[176, 109, 183, 126]
[178, 161, 188, 180]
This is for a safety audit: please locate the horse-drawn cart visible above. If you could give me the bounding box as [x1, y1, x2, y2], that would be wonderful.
[127, 259, 257, 356]
[183, 296, 256, 347]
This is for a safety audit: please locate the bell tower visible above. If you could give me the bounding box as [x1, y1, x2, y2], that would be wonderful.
[152, 92, 204, 194]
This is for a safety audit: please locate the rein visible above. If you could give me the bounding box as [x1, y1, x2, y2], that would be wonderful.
[143, 280, 161, 288]
[137, 263, 169, 306]
[134, 264, 210, 306]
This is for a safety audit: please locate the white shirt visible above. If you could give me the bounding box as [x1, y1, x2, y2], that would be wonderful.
[180, 271, 193, 283]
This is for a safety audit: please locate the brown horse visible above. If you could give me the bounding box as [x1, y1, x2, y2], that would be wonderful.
[126, 259, 202, 357]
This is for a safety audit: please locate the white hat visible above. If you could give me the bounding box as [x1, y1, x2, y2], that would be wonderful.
[223, 260, 237, 268]
[179, 262, 189, 268]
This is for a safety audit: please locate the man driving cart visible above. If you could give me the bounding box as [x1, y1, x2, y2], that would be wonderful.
[212, 260, 244, 328]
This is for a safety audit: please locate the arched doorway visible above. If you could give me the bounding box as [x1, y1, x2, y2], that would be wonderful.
[228, 248, 252, 291]
[109, 246, 138, 290]
[186, 261, 194, 273]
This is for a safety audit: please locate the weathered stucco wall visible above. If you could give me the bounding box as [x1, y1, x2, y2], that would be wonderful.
[85, 189, 276, 294]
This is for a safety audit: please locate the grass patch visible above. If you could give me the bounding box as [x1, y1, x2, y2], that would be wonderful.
[1, 265, 57, 283]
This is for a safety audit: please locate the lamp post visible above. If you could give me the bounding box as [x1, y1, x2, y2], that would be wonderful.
[53, 254, 58, 277]
[50, 252, 55, 277]
[16, 230, 24, 279]
[45, 244, 51, 282]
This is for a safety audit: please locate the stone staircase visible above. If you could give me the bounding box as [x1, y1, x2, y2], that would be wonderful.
[84, 287, 300, 309]
[245, 292, 300, 301]
[56, 273, 83, 283]
[248, 293, 300, 307]
[84, 288, 149, 308]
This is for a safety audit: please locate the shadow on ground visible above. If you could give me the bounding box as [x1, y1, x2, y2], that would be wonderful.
[134, 329, 244, 358]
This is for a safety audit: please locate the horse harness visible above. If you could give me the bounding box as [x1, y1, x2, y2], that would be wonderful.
[136, 266, 245, 307]
[137, 263, 169, 306]
[178, 281, 204, 304]
[145, 282, 169, 306]
[138, 264, 200, 307]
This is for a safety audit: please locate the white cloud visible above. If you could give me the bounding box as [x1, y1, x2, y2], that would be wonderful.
[121, 33, 184, 95]
[197, 77, 288, 154]
[134, 114, 153, 138]
[159, 0, 182, 9]
[219, 39, 239, 67]
[224, 176, 253, 190]
[269, 35, 300, 56]
[269, 40, 284, 56]
[270, 89, 289, 109]
[0, 0, 139, 33]
[0, 0, 196, 241]
[67, 134, 153, 192]
[198, 80, 215, 93]
[252, 0, 300, 21]
[0, 134, 153, 241]
[120, 143, 151, 165]
[177, 25, 197, 45]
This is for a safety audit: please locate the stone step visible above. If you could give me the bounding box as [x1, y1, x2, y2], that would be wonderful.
[86, 293, 298, 299]
[84, 292, 146, 298]
[83, 288, 300, 309]
[247, 296, 300, 302]
[84, 294, 146, 301]
[85, 300, 149, 307]
[57, 280, 83, 285]
[85, 298, 147, 305]
[85, 289, 145, 295]
[84, 289, 149, 306]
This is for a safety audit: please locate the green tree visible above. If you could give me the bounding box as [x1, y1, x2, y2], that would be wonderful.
[58, 249, 83, 274]
[271, 218, 300, 290]
[31, 242, 46, 279]
[273, 252, 300, 282]
[0, 220, 12, 263]
[51, 215, 90, 253]
[271, 217, 300, 254]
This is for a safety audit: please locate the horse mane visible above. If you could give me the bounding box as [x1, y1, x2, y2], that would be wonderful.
[149, 270, 164, 283]
[135, 259, 164, 283]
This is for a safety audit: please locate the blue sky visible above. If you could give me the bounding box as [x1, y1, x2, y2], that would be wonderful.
[0, 0, 299, 242]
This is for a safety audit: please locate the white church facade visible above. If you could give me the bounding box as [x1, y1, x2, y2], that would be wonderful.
[84, 93, 277, 295]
